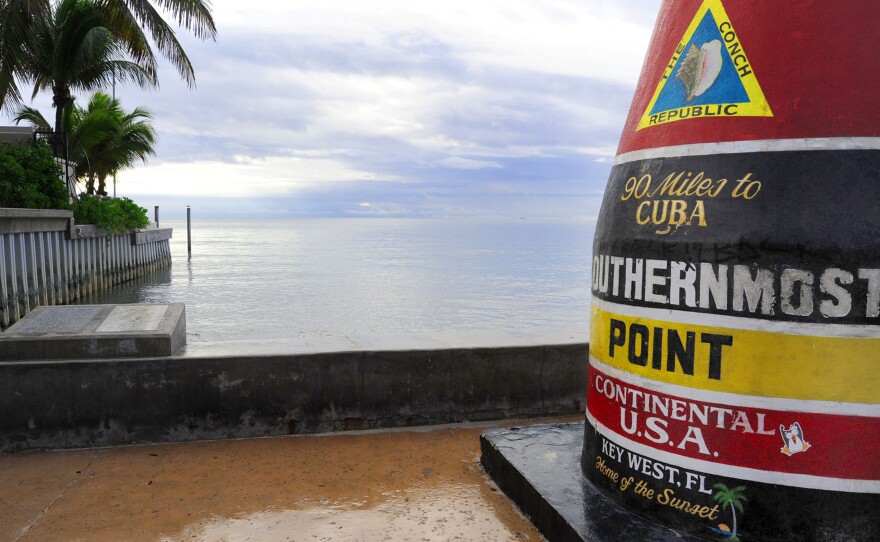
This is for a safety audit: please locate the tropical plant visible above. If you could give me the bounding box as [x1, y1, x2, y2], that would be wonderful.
[0, 0, 215, 113]
[76, 92, 156, 195]
[5, 0, 155, 135]
[100, 0, 216, 87]
[712, 483, 747, 540]
[0, 140, 67, 209]
[71, 193, 148, 233]
[0, 0, 40, 111]
[15, 92, 156, 195]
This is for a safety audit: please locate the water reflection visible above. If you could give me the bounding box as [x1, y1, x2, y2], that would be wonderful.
[73, 265, 172, 305]
[172, 486, 535, 542]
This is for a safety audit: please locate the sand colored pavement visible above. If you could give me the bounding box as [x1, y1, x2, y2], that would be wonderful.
[0, 418, 578, 541]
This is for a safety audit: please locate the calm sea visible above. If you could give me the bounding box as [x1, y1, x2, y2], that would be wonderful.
[81, 218, 595, 342]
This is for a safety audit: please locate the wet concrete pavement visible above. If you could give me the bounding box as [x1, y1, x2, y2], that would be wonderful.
[1, 417, 579, 541]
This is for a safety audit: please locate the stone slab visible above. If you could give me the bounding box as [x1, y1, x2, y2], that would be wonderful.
[0, 303, 186, 361]
[0, 208, 73, 234]
[480, 422, 703, 542]
[132, 227, 172, 245]
[96, 305, 167, 333]
[12, 306, 102, 334]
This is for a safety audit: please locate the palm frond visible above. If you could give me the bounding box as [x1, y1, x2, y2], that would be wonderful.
[100, 0, 159, 81]
[125, 0, 196, 86]
[104, 0, 216, 87]
[0, 0, 48, 110]
[124, 0, 216, 40]
[12, 104, 51, 130]
[2, 0, 213, 114]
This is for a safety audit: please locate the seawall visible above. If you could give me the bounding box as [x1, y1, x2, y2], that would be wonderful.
[0, 208, 172, 329]
[0, 328, 588, 452]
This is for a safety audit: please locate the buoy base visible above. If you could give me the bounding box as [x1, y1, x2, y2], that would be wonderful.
[480, 422, 702, 542]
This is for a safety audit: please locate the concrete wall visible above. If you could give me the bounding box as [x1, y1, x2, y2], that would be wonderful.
[0, 126, 34, 147]
[0, 331, 588, 452]
[0, 208, 172, 329]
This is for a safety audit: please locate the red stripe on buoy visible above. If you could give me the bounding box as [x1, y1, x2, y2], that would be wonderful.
[588, 366, 880, 482]
[618, 0, 880, 154]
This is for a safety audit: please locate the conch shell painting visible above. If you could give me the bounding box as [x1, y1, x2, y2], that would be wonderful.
[676, 39, 723, 100]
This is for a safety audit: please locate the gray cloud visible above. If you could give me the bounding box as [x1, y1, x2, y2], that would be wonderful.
[5, 1, 663, 218]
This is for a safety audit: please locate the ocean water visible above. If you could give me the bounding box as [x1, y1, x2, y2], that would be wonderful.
[82, 218, 595, 342]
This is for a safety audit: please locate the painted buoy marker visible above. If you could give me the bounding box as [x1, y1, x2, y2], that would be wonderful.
[582, 1, 880, 540]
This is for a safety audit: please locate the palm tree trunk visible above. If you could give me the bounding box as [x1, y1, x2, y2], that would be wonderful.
[730, 503, 737, 538]
[52, 86, 72, 133]
[52, 85, 72, 159]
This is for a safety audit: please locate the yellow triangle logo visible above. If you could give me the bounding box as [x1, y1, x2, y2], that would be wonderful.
[637, 0, 772, 130]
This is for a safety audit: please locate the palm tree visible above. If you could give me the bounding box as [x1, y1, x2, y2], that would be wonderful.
[15, 99, 98, 191]
[85, 93, 156, 195]
[0, 0, 215, 112]
[11, 0, 155, 135]
[14, 91, 155, 195]
[712, 483, 747, 540]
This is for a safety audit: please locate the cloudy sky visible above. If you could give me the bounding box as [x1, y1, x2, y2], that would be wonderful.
[6, 0, 662, 219]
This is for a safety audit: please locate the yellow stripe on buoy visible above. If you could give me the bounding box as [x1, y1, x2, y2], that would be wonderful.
[590, 304, 880, 403]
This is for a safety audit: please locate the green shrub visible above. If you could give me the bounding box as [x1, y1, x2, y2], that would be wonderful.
[72, 195, 149, 234]
[116, 196, 150, 230]
[0, 142, 69, 209]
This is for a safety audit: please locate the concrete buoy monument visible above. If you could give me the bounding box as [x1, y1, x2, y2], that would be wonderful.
[583, 0, 879, 540]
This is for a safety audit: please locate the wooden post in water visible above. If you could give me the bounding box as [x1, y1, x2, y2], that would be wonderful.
[186, 205, 192, 260]
[154, 206, 159, 228]
[583, 1, 879, 541]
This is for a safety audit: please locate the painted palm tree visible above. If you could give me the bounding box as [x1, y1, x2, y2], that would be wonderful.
[712, 483, 747, 540]
[14, 92, 155, 194]
[8, 0, 155, 134]
[0, 0, 215, 111]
